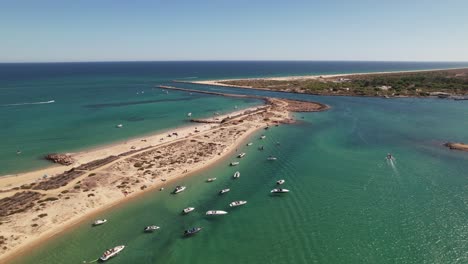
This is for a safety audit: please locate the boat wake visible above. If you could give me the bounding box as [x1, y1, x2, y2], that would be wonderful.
[387, 158, 399, 176]
[1, 100, 55, 106]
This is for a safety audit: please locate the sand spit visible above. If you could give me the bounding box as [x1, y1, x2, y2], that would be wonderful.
[0, 92, 327, 263]
[444, 142, 468, 152]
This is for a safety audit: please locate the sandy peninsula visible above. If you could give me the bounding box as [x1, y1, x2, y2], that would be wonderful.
[178, 68, 468, 98]
[0, 88, 328, 263]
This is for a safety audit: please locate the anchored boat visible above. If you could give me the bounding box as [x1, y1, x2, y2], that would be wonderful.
[183, 207, 195, 214]
[93, 219, 107, 226]
[144, 225, 160, 233]
[184, 227, 202, 236]
[271, 188, 290, 193]
[229, 201, 247, 207]
[237, 152, 246, 158]
[233, 171, 240, 179]
[219, 188, 230, 194]
[173, 185, 186, 194]
[99, 245, 125, 262]
[206, 210, 228, 215]
[230, 162, 239, 166]
[276, 179, 285, 185]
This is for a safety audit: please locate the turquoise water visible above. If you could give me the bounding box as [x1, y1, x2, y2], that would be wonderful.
[12, 93, 468, 264]
[3, 62, 468, 263]
[2, 61, 468, 175]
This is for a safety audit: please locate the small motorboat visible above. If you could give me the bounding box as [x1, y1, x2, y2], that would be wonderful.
[260, 135, 266, 139]
[93, 219, 107, 226]
[173, 185, 187, 194]
[183, 207, 195, 214]
[187, 112, 192, 117]
[267, 156, 277, 161]
[116, 124, 123, 128]
[258, 146, 264, 151]
[99, 245, 125, 262]
[206, 210, 228, 215]
[386, 153, 394, 161]
[271, 188, 290, 193]
[184, 227, 202, 236]
[230, 162, 239, 166]
[246, 142, 253, 146]
[233, 171, 240, 179]
[219, 188, 230, 194]
[229, 200, 247, 207]
[237, 152, 246, 158]
[207, 178, 217, 182]
[264, 126, 269, 130]
[277, 179, 285, 185]
[144, 225, 160, 233]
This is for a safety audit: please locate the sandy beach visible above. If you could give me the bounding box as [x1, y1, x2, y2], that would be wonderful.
[0, 92, 327, 263]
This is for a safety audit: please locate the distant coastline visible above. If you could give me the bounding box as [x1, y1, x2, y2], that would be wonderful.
[178, 67, 468, 99]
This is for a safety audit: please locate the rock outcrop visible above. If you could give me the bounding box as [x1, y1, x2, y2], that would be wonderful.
[45, 153, 74, 165]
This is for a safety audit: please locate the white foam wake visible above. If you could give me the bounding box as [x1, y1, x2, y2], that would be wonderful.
[1, 100, 55, 106]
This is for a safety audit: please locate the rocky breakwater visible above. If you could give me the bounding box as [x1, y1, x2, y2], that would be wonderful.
[45, 153, 75, 165]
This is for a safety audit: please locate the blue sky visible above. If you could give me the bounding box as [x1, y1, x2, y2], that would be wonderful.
[1, 0, 467, 62]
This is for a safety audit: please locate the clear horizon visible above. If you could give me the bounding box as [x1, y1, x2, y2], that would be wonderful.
[1, 0, 468, 63]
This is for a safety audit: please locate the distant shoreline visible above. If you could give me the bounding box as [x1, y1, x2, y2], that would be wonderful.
[177, 67, 468, 98]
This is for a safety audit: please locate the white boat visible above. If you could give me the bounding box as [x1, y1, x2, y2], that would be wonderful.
[271, 188, 290, 193]
[219, 188, 230, 194]
[229, 200, 247, 207]
[267, 156, 277, 161]
[237, 152, 246, 158]
[233, 171, 240, 179]
[207, 178, 217, 182]
[246, 142, 253, 146]
[230, 162, 239, 166]
[173, 185, 187, 194]
[99, 245, 125, 262]
[116, 124, 123, 128]
[187, 112, 192, 117]
[260, 135, 266, 139]
[277, 179, 285, 185]
[386, 153, 394, 161]
[183, 207, 195, 214]
[144, 225, 160, 233]
[206, 210, 228, 215]
[93, 219, 107, 226]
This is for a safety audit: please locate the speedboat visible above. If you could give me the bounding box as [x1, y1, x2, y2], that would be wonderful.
[260, 135, 266, 139]
[386, 153, 394, 160]
[219, 188, 230, 194]
[246, 142, 253, 146]
[187, 112, 192, 117]
[184, 227, 202, 236]
[206, 210, 228, 215]
[230, 162, 239, 166]
[271, 188, 290, 193]
[229, 200, 247, 207]
[183, 207, 195, 214]
[116, 124, 123, 128]
[233, 171, 240, 179]
[276, 179, 285, 185]
[99, 245, 125, 262]
[144, 225, 160, 233]
[267, 156, 277, 161]
[207, 178, 217, 182]
[93, 219, 107, 226]
[173, 185, 186, 194]
[237, 152, 246, 158]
